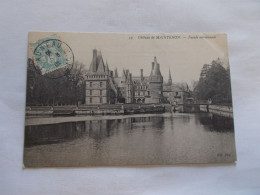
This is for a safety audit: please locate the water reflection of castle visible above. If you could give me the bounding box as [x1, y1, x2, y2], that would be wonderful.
[85, 49, 191, 105]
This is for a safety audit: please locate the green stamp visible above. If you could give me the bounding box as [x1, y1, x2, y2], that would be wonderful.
[33, 37, 74, 78]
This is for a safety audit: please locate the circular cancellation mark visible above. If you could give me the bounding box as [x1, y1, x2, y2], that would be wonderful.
[33, 39, 74, 79]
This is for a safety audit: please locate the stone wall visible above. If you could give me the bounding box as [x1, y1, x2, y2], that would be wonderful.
[85, 80, 108, 104]
[200, 105, 233, 118]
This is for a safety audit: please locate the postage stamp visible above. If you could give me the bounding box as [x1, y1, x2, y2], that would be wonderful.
[24, 32, 236, 167]
[32, 36, 74, 78]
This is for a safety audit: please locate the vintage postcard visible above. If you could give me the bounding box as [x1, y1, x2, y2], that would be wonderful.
[24, 32, 236, 167]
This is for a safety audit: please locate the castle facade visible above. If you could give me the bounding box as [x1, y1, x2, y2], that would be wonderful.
[85, 49, 190, 105]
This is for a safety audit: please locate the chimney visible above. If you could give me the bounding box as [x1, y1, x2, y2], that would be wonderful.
[140, 69, 144, 81]
[92, 49, 97, 72]
[114, 68, 118, 78]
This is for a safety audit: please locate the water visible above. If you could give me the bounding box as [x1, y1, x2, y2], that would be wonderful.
[23, 113, 236, 167]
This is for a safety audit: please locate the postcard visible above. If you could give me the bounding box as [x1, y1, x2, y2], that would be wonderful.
[24, 32, 236, 167]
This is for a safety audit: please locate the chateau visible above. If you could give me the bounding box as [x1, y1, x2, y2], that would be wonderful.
[85, 49, 190, 105]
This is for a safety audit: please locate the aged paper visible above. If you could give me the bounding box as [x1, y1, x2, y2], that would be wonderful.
[24, 32, 236, 167]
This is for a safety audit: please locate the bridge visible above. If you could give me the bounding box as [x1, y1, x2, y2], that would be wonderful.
[186, 100, 211, 105]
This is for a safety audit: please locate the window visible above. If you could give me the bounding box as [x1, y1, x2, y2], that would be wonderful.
[100, 97, 103, 103]
[100, 90, 102, 95]
[143, 91, 145, 96]
[90, 98, 92, 103]
[100, 82, 102, 87]
[90, 90, 92, 95]
[148, 91, 150, 96]
[90, 82, 92, 87]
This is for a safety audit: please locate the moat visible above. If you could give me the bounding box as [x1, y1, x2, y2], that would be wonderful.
[24, 113, 236, 167]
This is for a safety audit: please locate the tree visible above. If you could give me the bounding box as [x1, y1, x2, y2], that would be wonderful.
[26, 59, 87, 106]
[193, 59, 232, 104]
[66, 61, 87, 104]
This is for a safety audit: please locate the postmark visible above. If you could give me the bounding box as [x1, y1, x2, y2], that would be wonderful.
[33, 38, 74, 78]
[24, 32, 236, 167]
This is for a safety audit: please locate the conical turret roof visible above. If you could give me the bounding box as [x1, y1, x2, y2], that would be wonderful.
[168, 67, 172, 85]
[169, 68, 172, 80]
[151, 56, 162, 76]
[88, 49, 106, 73]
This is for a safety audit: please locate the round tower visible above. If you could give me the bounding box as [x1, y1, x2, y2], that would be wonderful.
[146, 56, 163, 104]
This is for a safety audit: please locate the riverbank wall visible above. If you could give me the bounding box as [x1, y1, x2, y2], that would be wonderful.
[164, 104, 200, 113]
[26, 104, 165, 117]
[200, 105, 233, 118]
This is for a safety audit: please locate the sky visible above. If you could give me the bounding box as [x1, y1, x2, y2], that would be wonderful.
[28, 32, 229, 86]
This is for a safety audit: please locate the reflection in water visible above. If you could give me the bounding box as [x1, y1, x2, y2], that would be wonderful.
[24, 113, 236, 167]
[196, 113, 234, 132]
[24, 122, 85, 147]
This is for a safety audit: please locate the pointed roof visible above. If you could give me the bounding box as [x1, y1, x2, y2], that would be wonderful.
[168, 68, 172, 81]
[122, 69, 127, 80]
[105, 60, 109, 73]
[167, 67, 172, 85]
[151, 56, 162, 76]
[88, 49, 106, 74]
